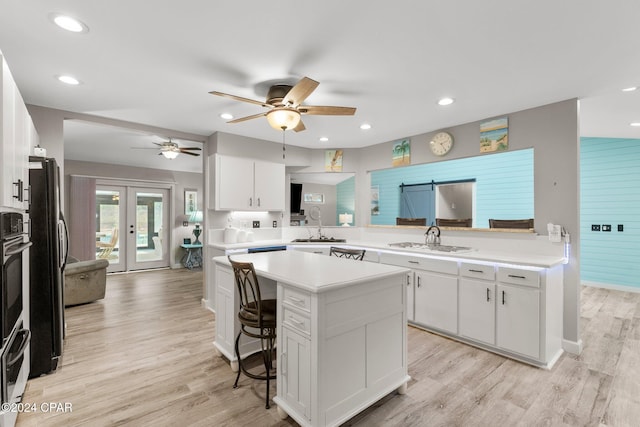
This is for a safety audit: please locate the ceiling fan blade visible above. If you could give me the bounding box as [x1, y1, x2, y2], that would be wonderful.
[209, 91, 272, 108]
[227, 112, 267, 124]
[293, 119, 306, 132]
[152, 142, 166, 146]
[299, 105, 356, 115]
[179, 150, 200, 156]
[178, 146, 202, 151]
[282, 77, 319, 108]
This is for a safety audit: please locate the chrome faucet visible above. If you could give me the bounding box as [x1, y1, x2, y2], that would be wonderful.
[425, 225, 441, 246]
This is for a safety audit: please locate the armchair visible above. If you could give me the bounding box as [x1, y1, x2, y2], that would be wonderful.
[64, 256, 109, 306]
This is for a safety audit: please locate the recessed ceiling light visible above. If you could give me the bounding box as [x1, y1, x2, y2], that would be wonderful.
[220, 113, 233, 120]
[622, 87, 637, 92]
[360, 123, 371, 130]
[319, 137, 329, 142]
[57, 75, 80, 85]
[50, 13, 89, 33]
[438, 97, 455, 106]
[630, 122, 640, 127]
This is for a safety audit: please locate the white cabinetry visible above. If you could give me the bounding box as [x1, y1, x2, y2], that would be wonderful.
[288, 246, 329, 256]
[1, 54, 35, 209]
[496, 267, 541, 359]
[380, 252, 563, 368]
[380, 253, 458, 334]
[214, 154, 284, 211]
[459, 263, 496, 345]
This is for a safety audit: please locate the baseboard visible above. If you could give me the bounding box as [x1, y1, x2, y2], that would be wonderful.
[562, 338, 582, 355]
[582, 281, 640, 293]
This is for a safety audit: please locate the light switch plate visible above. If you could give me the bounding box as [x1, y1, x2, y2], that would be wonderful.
[252, 221, 260, 228]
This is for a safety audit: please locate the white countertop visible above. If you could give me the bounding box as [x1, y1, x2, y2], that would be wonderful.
[213, 251, 409, 293]
[209, 239, 567, 268]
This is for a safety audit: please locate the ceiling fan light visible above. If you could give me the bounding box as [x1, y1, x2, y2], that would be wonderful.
[266, 108, 301, 131]
[162, 150, 179, 159]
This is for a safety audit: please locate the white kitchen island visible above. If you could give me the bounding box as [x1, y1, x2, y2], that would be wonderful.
[213, 251, 410, 427]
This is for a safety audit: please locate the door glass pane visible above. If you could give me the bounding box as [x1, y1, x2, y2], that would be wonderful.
[136, 192, 163, 262]
[96, 190, 121, 264]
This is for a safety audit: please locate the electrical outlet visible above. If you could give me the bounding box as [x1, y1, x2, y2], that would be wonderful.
[272, 220, 277, 228]
[252, 221, 260, 228]
[618, 224, 624, 232]
[591, 224, 600, 231]
[602, 224, 611, 232]
[183, 221, 188, 227]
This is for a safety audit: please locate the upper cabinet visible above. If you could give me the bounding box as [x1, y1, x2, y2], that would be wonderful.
[1, 54, 35, 210]
[213, 154, 284, 211]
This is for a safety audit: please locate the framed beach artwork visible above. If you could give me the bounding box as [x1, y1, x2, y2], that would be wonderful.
[325, 149, 343, 172]
[184, 190, 197, 215]
[480, 117, 509, 153]
[370, 186, 380, 216]
[391, 138, 411, 167]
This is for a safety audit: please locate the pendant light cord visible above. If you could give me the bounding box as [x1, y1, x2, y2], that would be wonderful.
[281, 127, 286, 159]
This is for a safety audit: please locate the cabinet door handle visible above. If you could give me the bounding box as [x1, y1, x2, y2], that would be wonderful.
[486, 288, 490, 302]
[502, 290, 506, 305]
[408, 260, 419, 265]
[469, 269, 484, 273]
[417, 276, 421, 288]
[249, 197, 253, 206]
[508, 274, 526, 279]
[257, 197, 261, 207]
[407, 273, 411, 284]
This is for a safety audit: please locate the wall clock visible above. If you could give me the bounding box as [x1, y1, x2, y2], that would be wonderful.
[429, 132, 453, 156]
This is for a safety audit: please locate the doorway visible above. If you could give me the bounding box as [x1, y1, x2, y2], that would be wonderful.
[96, 185, 170, 272]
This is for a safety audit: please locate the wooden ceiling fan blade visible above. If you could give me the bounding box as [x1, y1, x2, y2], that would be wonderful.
[299, 105, 356, 115]
[227, 112, 267, 123]
[282, 77, 319, 108]
[179, 147, 202, 151]
[209, 91, 272, 108]
[179, 150, 200, 156]
[293, 120, 306, 132]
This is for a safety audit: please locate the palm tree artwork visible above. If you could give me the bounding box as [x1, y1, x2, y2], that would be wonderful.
[392, 138, 411, 167]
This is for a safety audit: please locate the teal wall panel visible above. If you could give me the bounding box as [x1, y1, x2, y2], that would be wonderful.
[336, 176, 355, 225]
[370, 149, 534, 227]
[580, 137, 640, 288]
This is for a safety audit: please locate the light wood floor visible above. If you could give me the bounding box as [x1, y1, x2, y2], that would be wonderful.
[16, 270, 640, 426]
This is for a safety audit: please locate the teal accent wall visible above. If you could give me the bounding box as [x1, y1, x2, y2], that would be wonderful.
[581, 137, 640, 288]
[336, 176, 355, 225]
[370, 149, 534, 227]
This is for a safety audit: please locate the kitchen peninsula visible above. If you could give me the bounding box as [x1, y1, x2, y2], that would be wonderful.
[213, 250, 410, 427]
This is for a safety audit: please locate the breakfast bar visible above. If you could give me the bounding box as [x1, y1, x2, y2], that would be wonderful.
[213, 250, 410, 427]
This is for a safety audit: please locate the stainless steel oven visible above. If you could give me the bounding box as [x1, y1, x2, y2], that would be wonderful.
[1, 321, 29, 405]
[1, 212, 31, 345]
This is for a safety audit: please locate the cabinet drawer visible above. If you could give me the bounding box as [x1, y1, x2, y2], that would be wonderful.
[380, 252, 458, 275]
[283, 287, 311, 312]
[497, 267, 540, 288]
[283, 307, 311, 335]
[461, 263, 495, 280]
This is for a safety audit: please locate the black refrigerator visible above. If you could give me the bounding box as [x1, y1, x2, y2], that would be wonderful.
[28, 156, 67, 378]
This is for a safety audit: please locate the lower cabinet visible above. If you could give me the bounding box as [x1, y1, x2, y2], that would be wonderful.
[280, 326, 311, 420]
[414, 270, 458, 334]
[381, 253, 563, 368]
[459, 278, 496, 345]
[496, 283, 540, 359]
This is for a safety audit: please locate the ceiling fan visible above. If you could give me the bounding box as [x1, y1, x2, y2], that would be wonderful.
[132, 138, 202, 159]
[210, 77, 356, 132]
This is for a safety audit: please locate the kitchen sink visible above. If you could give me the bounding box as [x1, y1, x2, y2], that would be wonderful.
[291, 238, 347, 243]
[388, 242, 472, 253]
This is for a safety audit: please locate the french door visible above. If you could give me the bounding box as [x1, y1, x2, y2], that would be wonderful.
[96, 185, 170, 272]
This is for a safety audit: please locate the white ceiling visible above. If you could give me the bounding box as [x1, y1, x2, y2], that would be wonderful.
[1, 1, 639, 173]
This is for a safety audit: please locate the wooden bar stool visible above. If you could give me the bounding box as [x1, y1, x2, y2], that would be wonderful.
[228, 257, 277, 409]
